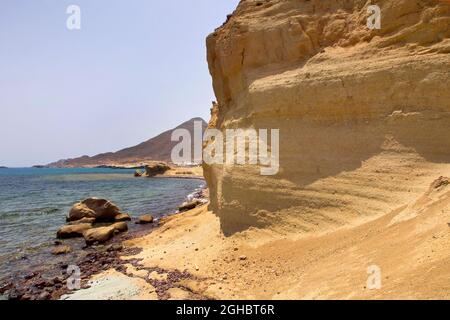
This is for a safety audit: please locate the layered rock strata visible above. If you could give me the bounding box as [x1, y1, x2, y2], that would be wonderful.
[204, 0, 450, 234]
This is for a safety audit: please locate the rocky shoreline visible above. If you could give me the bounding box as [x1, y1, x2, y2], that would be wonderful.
[0, 187, 208, 301]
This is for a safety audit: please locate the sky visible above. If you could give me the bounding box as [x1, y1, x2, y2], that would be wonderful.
[0, 0, 239, 167]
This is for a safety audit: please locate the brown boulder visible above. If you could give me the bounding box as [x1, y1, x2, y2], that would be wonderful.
[67, 198, 121, 222]
[114, 213, 131, 222]
[57, 224, 92, 239]
[431, 176, 450, 190]
[83, 226, 115, 246]
[107, 243, 123, 252]
[137, 214, 154, 224]
[68, 217, 96, 225]
[178, 200, 201, 212]
[67, 203, 95, 222]
[112, 222, 128, 233]
[52, 245, 72, 255]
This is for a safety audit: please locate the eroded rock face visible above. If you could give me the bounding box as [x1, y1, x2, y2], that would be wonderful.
[144, 163, 171, 177]
[205, 0, 450, 234]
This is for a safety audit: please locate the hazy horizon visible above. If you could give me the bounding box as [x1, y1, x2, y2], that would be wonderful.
[0, 0, 239, 167]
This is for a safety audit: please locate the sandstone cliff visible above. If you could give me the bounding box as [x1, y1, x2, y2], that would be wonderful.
[204, 0, 450, 234]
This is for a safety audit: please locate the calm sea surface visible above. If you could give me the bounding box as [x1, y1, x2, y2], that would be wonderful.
[0, 167, 204, 281]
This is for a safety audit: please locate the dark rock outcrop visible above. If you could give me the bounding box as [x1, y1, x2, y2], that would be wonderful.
[144, 163, 171, 177]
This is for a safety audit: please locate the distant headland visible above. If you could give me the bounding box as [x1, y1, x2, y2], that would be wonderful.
[45, 118, 206, 169]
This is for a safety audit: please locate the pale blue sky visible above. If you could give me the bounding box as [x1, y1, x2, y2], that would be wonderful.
[0, 0, 239, 167]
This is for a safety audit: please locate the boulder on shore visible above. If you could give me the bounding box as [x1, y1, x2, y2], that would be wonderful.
[67, 203, 95, 221]
[112, 222, 128, 233]
[144, 163, 171, 177]
[57, 223, 93, 239]
[68, 217, 96, 225]
[67, 198, 121, 222]
[52, 245, 72, 255]
[83, 226, 115, 246]
[114, 213, 131, 222]
[137, 214, 154, 224]
[179, 200, 201, 212]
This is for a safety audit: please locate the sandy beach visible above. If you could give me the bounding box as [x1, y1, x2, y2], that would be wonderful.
[63, 171, 450, 300]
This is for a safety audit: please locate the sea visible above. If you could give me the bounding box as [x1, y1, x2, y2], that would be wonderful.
[0, 167, 204, 282]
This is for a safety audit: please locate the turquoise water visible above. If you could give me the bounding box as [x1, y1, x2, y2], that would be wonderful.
[0, 168, 204, 280]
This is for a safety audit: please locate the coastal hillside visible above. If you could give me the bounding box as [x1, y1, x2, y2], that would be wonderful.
[48, 118, 207, 167]
[204, 0, 450, 235]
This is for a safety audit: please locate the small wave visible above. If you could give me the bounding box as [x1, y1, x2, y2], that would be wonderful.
[0, 207, 61, 222]
[44, 173, 134, 182]
[40, 207, 60, 214]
